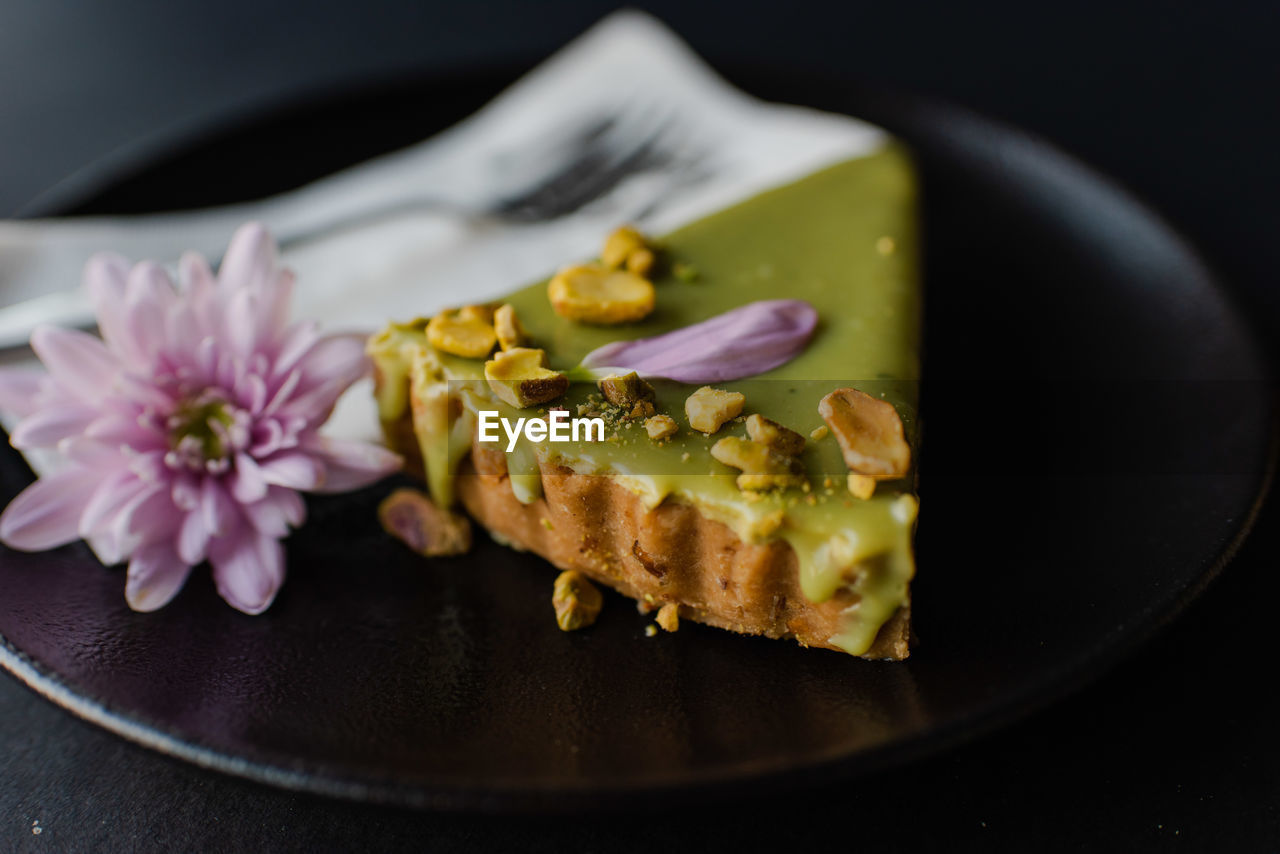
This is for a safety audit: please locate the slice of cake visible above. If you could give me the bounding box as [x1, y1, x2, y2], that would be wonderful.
[369, 148, 920, 658]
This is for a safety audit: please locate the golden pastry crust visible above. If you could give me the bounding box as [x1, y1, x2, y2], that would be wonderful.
[441, 432, 910, 659]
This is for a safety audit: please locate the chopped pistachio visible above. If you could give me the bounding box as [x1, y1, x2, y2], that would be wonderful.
[711, 436, 806, 491]
[656, 603, 680, 633]
[685, 386, 745, 434]
[457, 304, 494, 324]
[745, 413, 806, 456]
[847, 473, 876, 500]
[493, 303, 527, 351]
[818, 387, 911, 478]
[644, 414, 678, 441]
[484, 347, 569, 408]
[552, 570, 603, 631]
[625, 247, 656, 276]
[598, 371, 656, 408]
[425, 308, 497, 358]
[810, 425, 830, 441]
[601, 225, 648, 268]
[377, 487, 472, 557]
[672, 261, 699, 283]
[548, 263, 655, 325]
[629, 400, 656, 419]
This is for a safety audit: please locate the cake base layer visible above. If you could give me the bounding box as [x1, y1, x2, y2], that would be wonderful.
[454, 440, 910, 659]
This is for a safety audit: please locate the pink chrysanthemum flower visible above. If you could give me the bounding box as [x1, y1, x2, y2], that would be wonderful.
[0, 222, 401, 613]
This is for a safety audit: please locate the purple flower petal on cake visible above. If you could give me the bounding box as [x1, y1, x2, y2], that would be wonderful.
[579, 299, 819, 383]
[0, 221, 403, 615]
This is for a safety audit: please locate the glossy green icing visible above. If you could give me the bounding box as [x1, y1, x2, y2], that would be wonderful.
[369, 146, 920, 655]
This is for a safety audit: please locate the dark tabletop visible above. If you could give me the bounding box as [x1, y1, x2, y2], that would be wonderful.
[1, 1, 1277, 851]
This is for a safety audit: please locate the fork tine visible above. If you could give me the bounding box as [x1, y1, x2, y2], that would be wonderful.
[493, 102, 688, 222]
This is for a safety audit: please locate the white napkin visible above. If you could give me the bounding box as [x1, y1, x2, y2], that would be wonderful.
[4, 10, 886, 458]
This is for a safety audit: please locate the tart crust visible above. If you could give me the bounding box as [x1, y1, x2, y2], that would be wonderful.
[401, 425, 911, 659]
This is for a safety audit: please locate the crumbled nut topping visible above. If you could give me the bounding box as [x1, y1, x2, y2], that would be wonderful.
[457, 304, 494, 324]
[672, 261, 699, 283]
[810, 425, 830, 441]
[601, 225, 650, 270]
[625, 247, 656, 276]
[548, 263, 655, 325]
[684, 386, 745, 434]
[644, 414, 678, 441]
[426, 307, 497, 358]
[599, 371, 656, 409]
[745, 413, 805, 456]
[493, 303, 527, 351]
[377, 487, 472, 557]
[655, 603, 680, 632]
[847, 473, 876, 500]
[711, 436, 806, 492]
[484, 347, 569, 408]
[818, 387, 911, 478]
[552, 570, 603, 631]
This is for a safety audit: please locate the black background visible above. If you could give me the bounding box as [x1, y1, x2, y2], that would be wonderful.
[1, 1, 1277, 850]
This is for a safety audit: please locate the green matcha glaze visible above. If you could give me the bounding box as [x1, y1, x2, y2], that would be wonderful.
[369, 147, 920, 656]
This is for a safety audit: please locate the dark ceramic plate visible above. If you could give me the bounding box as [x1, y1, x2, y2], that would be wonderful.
[0, 70, 1271, 812]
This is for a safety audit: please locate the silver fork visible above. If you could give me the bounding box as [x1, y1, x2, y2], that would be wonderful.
[0, 101, 700, 350]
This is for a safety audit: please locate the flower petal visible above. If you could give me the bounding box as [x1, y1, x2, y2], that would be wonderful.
[242, 486, 305, 538]
[125, 542, 192, 612]
[218, 221, 276, 296]
[124, 261, 178, 365]
[578, 299, 819, 383]
[200, 475, 237, 537]
[178, 251, 219, 335]
[85, 412, 164, 451]
[0, 368, 48, 419]
[8, 402, 98, 449]
[209, 529, 284, 615]
[256, 451, 325, 490]
[269, 321, 322, 380]
[292, 334, 369, 393]
[224, 286, 260, 357]
[30, 325, 121, 404]
[120, 485, 182, 546]
[176, 508, 210, 565]
[228, 452, 268, 504]
[301, 435, 402, 493]
[85, 252, 137, 362]
[0, 467, 100, 551]
[79, 468, 148, 538]
[262, 268, 296, 344]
